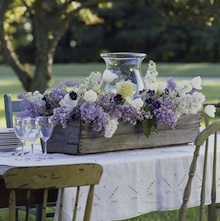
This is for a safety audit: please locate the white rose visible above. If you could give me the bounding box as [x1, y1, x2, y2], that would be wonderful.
[84, 89, 97, 102]
[157, 81, 167, 94]
[191, 76, 202, 90]
[125, 97, 144, 110]
[204, 105, 216, 118]
[102, 70, 118, 83]
[59, 93, 78, 109]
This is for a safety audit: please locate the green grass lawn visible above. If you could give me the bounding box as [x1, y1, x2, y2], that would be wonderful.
[1, 62, 220, 127]
[0, 62, 220, 220]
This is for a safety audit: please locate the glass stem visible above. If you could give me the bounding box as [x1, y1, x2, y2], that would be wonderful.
[21, 142, 24, 161]
[31, 142, 34, 160]
[44, 140, 47, 159]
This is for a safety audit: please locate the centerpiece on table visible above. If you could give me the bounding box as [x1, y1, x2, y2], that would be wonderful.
[16, 52, 215, 155]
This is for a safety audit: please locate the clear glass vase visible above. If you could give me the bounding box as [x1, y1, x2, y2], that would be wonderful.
[100, 52, 146, 97]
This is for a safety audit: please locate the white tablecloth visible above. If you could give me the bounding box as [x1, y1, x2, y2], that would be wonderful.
[0, 137, 219, 221]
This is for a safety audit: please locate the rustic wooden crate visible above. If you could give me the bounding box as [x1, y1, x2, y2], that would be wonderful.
[45, 113, 201, 155]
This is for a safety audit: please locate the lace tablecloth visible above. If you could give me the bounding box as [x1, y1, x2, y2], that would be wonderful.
[0, 138, 218, 221]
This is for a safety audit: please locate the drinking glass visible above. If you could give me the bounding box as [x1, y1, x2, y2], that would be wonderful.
[13, 117, 27, 160]
[23, 117, 40, 160]
[38, 116, 54, 159]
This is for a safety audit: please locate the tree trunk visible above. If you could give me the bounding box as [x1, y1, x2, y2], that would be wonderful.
[0, 0, 32, 91]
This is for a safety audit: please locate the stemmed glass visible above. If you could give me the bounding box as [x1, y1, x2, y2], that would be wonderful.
[23, 117, 40, 160]
[38, 116, 54, 159]
[13, 117, 27, 161]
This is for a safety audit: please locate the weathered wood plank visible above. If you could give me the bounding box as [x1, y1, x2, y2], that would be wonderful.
[46, 113, 201, 155]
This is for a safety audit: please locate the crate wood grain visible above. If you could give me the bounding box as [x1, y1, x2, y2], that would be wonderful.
[45, 113, 201, 155]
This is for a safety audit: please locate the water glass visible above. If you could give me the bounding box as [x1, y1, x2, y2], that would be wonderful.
[38, 116, 54, 159]
[13, 117, 27, 160]
[23, 117, 40, 160]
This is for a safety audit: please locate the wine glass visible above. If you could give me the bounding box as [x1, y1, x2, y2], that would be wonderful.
[13, 117, 27, 161]
[38, 116, 54, 159]
[23, 117, 40, 160]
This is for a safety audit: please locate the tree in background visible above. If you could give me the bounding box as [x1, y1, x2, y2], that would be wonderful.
[153, 0, 220, 62]
[0, 0, 103, 92]
[54, 0, 220, 63]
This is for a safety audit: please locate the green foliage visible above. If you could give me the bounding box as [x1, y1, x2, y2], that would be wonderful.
[142, 118, 155, 138]
[2, 1, 220, 64]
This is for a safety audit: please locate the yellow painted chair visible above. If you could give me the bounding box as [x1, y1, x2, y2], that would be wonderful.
[3, 163, 103, 221]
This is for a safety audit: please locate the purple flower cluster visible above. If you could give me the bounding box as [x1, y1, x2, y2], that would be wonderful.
[153, 99, 177, 129]
[17, 92, 46, 118]
[79, 102, 107, 132]
[15, 61, 205, 139]
[144, 81, 178, 129]
[97, 92, 143, 125]
[167, 78, 176, 92]
[52, 106, 73, 127]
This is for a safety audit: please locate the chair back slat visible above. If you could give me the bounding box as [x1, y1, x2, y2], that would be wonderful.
[178, 120, 220, 221]
[4, 93, 22, 128]
[3, 163, 103, 221]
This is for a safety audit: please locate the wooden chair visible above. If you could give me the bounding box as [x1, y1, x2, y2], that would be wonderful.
[4, 93, 22, 128]
[4, 93, 56, 220]
[3, 163, 103, 221]
[178, 120, 220, 221]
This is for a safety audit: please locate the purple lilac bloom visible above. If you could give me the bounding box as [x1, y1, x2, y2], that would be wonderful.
[97, 92, 124, 119]
[120, 105, 143, 125]
[52, 107, 73, 127]
[56, 80, 80, 88]
[18, 97, 46, 117]
[97, 92, 115, 110]
[17, 92, 26, 99]
[153, 99, 177, 129]
[79, 101, 107, 132]
[47, 80, 80, 110]
[109, 105, 123, 119]
[16, 109, 33, 118]
[167, 78, 176, 91]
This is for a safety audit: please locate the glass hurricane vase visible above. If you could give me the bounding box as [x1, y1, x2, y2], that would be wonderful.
[100, 52, 146, 98]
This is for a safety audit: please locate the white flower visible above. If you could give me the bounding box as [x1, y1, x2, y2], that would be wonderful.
[157, 81, 167, 94]
[125, 97, 144, 110]
[102, 70, 118, 83]
[204, 105, 216, 118]
[84, 89, 97, 102]
[144, 60, 158, 91]
[59, 93, 78, 109]
[84, 71, 102, 88]
[104, 118, 119, 138]
[191, 76, 202, 90]
[177, 81, 193, 94]
[116, 81, 134, 98]
[27, 91, 45, 106]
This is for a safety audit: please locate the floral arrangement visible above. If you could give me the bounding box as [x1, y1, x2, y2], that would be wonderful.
[16, 60, 215, 138]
